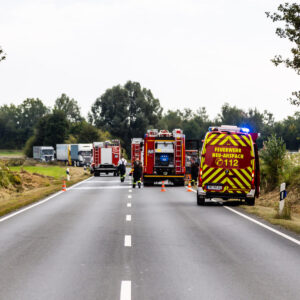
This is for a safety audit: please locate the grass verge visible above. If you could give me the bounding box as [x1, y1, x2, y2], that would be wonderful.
[9, 166, 67, 179]
[0, 165, 91, 218]
[0, 150, 24, 157]
[241, 204, 300, 235]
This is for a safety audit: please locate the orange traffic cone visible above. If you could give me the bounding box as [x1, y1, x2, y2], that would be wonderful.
[161, 181, 166, 192]
[62, 181, 67, 192]
[187, 181, 192, 192]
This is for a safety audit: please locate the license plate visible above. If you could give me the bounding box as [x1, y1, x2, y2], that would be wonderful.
[206, 185, 222, 191]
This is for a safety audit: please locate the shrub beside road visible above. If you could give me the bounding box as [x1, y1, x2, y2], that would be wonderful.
[0, 162, 90, 218]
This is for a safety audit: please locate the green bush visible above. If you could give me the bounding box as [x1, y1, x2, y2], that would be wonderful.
[260, 134, 286, 191]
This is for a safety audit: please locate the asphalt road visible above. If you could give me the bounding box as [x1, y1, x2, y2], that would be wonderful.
[0, 174, 299, 300]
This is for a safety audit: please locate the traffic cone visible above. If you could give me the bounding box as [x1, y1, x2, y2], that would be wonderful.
[187, 181, 192, 192]
[62, 181, 67, 192]
[161, 181, 166, 192]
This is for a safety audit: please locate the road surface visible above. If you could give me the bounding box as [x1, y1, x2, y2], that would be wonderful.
[0, 174, 299, 300]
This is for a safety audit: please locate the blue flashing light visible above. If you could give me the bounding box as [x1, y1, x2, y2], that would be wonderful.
[160, 154, 169, 162]
[241, 128, 250, 133]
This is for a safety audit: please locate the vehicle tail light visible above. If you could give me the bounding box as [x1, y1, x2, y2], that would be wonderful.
[251, 170, 255, 185]
[199, 168, 203, 185]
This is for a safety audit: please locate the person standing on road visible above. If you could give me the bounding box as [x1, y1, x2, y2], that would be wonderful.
[132, 159, 143, 188]
[118, 156, 127, 182]
[191, 160, 199, 186]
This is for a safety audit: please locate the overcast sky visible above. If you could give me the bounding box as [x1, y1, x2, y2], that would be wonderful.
[0, 0, 299, 121]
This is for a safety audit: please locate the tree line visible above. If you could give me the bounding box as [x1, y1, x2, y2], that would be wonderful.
[0, 2, 299, 155]
[0, 80, 299, 156]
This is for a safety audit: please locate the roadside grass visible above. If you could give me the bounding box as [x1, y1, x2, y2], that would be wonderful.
[242, 205, 300, 234]
[0, 150, 24, 157]
[0, 165, 91, 218]
[9, 165, 67, 179]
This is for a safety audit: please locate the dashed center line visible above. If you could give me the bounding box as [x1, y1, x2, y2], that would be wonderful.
[127, 203, 132, 207]
[128, 195, 132, 199]
[124, 235, 132, 247]
[126, 214, 131, 222]
[120, 281, 131, 300]
[129, 189, 132, 193]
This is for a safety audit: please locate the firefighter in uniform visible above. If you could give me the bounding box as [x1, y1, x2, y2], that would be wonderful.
[132, 159, 143, 188]
[190, 159, 199, 186]
[118, 156, 127, 182]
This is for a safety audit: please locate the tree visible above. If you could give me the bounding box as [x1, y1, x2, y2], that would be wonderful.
[54, 94, 82, 122]
[260, 134, 286, 190]
[0, 46, 5, 62]
[266, 3, 300, 104]
[217, 103, 247, 125]
[89, 81, 162, 153]
[24, 111, 69, 157]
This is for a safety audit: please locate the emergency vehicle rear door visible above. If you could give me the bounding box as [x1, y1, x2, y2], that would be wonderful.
[101, 148, 112, 164]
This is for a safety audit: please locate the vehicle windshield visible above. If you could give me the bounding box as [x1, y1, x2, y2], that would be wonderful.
[42, 150, 54, 155]
[79, 151, 92, 156]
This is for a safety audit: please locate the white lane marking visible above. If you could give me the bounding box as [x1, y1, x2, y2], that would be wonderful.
[129, 189, 132, 193]
[126, 215, 131, 222]
[188, 187, 300, 246]
[124, 235, 132, 247]
[120, 281, 131, 300]
[128, 195, 132, 199]
[72, 186, 130, 190]
[0, 176, 93, 223]
[223, 205, 300, 246]
[127, 203, 132, 207]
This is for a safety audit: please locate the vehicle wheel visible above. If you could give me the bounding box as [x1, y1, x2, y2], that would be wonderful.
[246, 197, 255, 206]
[113, 172, 117, 177]
[197, 195, 205, 206]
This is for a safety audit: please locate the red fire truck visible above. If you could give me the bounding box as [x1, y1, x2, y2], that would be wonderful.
[143, 129, 186, 186]
[90, 140, 121, 176]
[131, 138, 143, 165]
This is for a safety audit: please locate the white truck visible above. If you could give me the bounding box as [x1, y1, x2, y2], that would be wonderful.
[33, 146, 55, 162]
[56, 144, 71, 164]
[71, 144, 93, 166]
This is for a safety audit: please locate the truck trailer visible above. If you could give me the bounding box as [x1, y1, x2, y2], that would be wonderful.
[33, 146, 55, 162]
[71, 144, 92, 166]
[142, 129, 186, 186]
[90, 140, 121, 176]
[56, 144, 72, 165]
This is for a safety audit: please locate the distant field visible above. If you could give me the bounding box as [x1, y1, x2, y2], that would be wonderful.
[10, 166, 66, 179]
[0, 150, 24, 157]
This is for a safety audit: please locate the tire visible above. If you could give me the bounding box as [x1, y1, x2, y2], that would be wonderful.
[246, 197, 255, 206]
[197, 195, 205, 206]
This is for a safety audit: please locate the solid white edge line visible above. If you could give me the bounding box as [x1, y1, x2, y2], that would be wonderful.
[120, 280, 131, 300]
[126, 214, 131, 222]
[0, 176, 93, 223]
[187, 187, 300, 246]
[124, 235, 132, 247]
[223, 206, 300, 246]
[127, 203, 132, 207]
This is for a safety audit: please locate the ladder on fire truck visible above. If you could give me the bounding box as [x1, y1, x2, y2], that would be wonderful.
[94, 145, 100, 165]
[173, 129, 183, 174]
[175, 138, 182, 173]
[134, 144, 140, 160]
